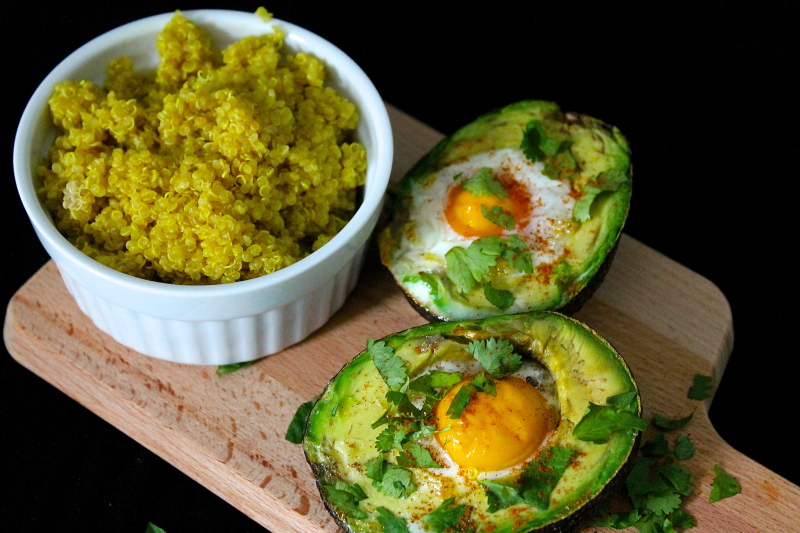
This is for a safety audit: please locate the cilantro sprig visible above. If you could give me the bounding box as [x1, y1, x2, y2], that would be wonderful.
[443, 235, 532, 310]
[423, 497, 471, 533]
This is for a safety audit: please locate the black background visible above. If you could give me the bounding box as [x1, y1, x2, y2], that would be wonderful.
[2, 2, 798, 531]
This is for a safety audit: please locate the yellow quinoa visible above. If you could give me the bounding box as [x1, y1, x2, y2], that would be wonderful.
[38, 11, 367, 284]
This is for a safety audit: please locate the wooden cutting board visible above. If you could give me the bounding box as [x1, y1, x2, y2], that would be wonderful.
[5, 105, 799, 532]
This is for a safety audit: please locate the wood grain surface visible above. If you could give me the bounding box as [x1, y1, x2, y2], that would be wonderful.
[5, 105, 799, 532]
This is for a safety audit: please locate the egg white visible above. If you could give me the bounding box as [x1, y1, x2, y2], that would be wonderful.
[405, 147, 576, 271]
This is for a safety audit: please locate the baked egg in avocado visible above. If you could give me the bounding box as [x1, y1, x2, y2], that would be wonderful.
[300, 312, 644, 533]
[378, 100, 632, 321]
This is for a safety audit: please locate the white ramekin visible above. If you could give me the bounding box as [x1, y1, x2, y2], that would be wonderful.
[13, 10, 393, 365]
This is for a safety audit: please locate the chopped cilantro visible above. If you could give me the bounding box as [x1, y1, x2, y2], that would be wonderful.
[365, 458, 417, 498]
[501, 234, 534, 273]
[368, 338, 408, 392]
[469, 338, 522, 378]
[323, 480, 368, 519]
[573, 393, 647, 444]
[445, 381, 475, 419]
[641, 433, 672, 457]
[410, 371, 462, 398]
[445, 237, 504, 294]
[397, 441, 443, 468]
[543, 141, 578, 180]
[572, 185, 602, 223]
[709, 464, 741, 503]
[216, 360, 255, 374]
[520, 120, 578, 180]
[688, 374, 713, 400]
[673, 435, 695, 460]
[444, 372, 498, 419]
[479, 446, 576, 512]
[652, 411, 694, 432]
[520, 120, 558, 162]
[284, 398, 317, 444]
[461, 167, 508, 198]
[375, 507, 410, 533]
[481, 204, 515, 230]
[444, 235, 533, 295]
[483, 282, 514, 310]
[423, 497, 469, 532]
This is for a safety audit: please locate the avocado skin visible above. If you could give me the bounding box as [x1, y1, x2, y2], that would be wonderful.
[379, 100, 632, 322]
[301, 311, 641, 533]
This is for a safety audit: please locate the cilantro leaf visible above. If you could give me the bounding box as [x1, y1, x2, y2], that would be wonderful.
[409, 371, 462, 398]
[423, 497, 469, 533]
[641, 433, 672, 457]
[500, 234, 533, 274]
[368, 338, 408, 392]
[446, 382, 474, 419]
[366, 458, 417, 498]
[673, 435, 695, 460]
[469, 338, 522, 378]
[479, 480, 525, 512]
[285, 398, 317, 444]
[652, 411, 694, 432]
[323, 480, 368, 519]
[519, 446, 577, 509]
[543, 141, 578, 180]
[375, 507, 410, 533]
[445, 237, 504, 294]
[481, 204, 515, 229]
[573, 401, 648, 444]
[480, 446, 576, 512]
[146, 524, 167, 533]
[378, 466, 417, 498]
[520, 120, 560, 162]
[461, 167, 508, 198]
[483, 282, 514, 310]
[216, 360, 255, 374]
[572, 185, 602, 223]
[688, 374, 713, 400]
[709, 464, 741, 503]
[397, 441, 443, 468]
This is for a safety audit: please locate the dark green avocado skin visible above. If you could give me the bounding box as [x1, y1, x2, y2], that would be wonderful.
[379, 100, 632, 323]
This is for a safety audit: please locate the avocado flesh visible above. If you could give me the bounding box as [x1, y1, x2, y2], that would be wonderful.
[378, 100, 632, 321]
[303, 312, 641, 533]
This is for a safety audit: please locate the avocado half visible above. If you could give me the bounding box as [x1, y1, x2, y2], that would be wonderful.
[302, 312, 642, 533]
[378, 100, 632, 321]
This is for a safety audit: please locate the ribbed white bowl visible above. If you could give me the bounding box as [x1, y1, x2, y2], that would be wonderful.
[14, 10, 393, 365]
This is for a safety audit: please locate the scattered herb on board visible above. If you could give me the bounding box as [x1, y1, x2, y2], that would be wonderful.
[709, 464, 742, 503]
[688, 373, 714, 400]
[285, 398, 318, 444]
[216, 360, 256, 375]
[591, 373, 741, 532]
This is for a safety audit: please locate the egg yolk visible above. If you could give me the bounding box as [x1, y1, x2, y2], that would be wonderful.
[444, 182, 529, 238]
[434, 375, 552, 472]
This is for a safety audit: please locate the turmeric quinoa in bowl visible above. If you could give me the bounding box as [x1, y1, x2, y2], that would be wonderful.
[14, 9, 393, 364]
